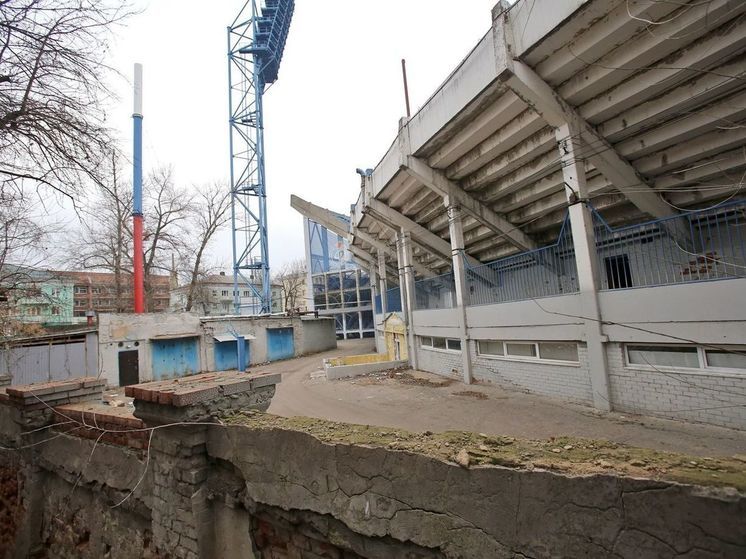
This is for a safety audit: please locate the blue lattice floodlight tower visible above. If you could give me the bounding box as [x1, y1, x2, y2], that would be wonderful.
[228, 0, 294, 314]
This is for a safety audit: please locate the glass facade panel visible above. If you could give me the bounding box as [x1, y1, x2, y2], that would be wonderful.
[327, 292, 341, 309]
[304, 218, 373, 339]
[361, 310, 374, 329]
[344, 312, 359, 331]
[342, 271, 357, 290]
[343, 291, 358, 306]
[327, 274, 340, 291]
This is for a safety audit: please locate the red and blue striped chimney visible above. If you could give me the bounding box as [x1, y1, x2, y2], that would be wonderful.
[132, 63, 145, 313]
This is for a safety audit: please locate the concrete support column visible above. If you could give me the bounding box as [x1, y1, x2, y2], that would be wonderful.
[397, 232, 419, 370]
[377, 249, 388, 315]
[395, 234, 407, 318]
[150, 426, 211, 559]
[557, 121, 611, 411]
[445, 198, 473, 384]
[368, 265, 384, 354]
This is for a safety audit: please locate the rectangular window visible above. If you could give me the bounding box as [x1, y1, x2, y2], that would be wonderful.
[221, 290, 229, 297]
[538, 342, 578, 362]
[477, 340, 504, 356]
[243, 290, 250, 297]
[604, 254, 633, 289]
[358, 289, 372, 305]
[52, 307, 60, 316]
[446, 339, 461, 351]
[343, 291, 358, 306]
[705, 349, 746, 371]
[421, 336, 461, 352]
[627, 345, 699, 369]
[506, 342, 537, 358]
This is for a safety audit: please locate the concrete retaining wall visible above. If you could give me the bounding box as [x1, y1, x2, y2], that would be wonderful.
[298, 317, 337, 355]
[2, 399, 745, 559]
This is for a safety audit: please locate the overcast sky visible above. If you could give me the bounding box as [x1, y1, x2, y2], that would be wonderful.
[94, 0, 500, 271]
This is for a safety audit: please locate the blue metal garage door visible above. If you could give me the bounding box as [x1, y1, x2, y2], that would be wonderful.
[151, 337, 199, 380]
[214, 340, 250, 371]
[267, 327, 294, 361]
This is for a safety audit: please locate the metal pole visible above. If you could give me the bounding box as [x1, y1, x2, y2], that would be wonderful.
[401, 59, 411, 118]
[132, 63, 145, 314]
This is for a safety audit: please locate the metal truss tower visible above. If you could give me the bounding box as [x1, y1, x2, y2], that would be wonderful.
[228, 0, 294, 314]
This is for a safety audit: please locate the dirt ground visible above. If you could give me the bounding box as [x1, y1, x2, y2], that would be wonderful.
[261, 339, 746, 459]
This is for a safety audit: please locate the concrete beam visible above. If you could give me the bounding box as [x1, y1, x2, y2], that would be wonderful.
[504, 60, 679, 221]
[402, 156, 537, 252]
[290, 195, 402, 281]
[365, 198, 490, 272]
[354, 226, 437, 279]
[290, 195, 350, 239]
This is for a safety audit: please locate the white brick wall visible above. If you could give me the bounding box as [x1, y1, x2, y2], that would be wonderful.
[606, 343, 746, 430]
[416, 340, 594, 405]
[415, 346, 464, 380]
[470, 342, 594, 405]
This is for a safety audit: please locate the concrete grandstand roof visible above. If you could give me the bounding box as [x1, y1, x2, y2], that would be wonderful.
[342, 0, 746, 275]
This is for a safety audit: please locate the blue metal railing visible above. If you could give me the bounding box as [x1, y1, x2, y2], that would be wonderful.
[592, 200, 746, 289]
[466, 212, 578, 306]
[414, 272, 456, 310]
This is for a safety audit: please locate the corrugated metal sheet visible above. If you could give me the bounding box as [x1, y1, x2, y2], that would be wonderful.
[151, 337, 199, 380]
[214, 340, 250, 371]
[267, 327, 294, 361]
[0, 332, 98, 385]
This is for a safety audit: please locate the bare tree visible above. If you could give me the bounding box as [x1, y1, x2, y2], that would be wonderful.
[273, 259, 307, 313]
[71, 164, 191, 311]
[181, 183, 231, 312]
[0, 186, 58, 336]
[0, 0, 132, 199]
[142, 166, 192, 310]
[73, 153, 133, 312]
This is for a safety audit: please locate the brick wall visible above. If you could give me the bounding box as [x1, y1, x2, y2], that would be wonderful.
[0, 463, 22, 557]
[416, 341, 594, 405]
[471, 342, 594, 405]
[415, 345, 463, 379]
[606, 343, 746, 429]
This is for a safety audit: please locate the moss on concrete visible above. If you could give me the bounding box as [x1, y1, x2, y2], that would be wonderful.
[224, 411, 746, 491]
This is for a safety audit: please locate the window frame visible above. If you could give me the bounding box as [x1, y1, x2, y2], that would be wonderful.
[624, 344, 746, 377]
[419, 336, 461, 353]
[476, 340, 580, 366]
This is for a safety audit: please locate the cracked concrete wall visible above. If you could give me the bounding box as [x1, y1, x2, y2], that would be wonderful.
[207, 425, 746, 559]
[3, 415, 746, 559]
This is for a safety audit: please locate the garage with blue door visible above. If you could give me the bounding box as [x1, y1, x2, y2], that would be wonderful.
[267, 327, 294, 361]
[150, 335, 199, 380]
[213, 334, 253, 371]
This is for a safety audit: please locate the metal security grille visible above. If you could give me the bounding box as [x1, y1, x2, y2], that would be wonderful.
[414, 272, 456, 310]
[466, 213, 578, 306]
[593, 200, 746, 290]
